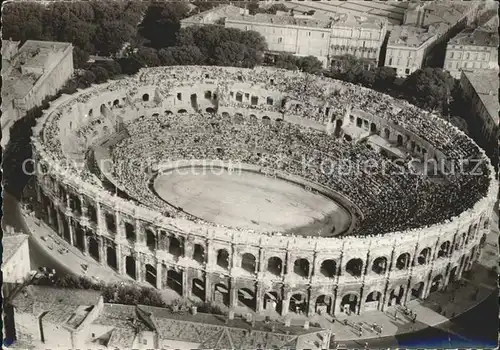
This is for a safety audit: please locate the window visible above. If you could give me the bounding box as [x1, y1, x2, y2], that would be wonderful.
[322, 33, 325, 38]
[405, 68, 410, 74]
[278, 37, 283, 44]
[92, 333, 95, 338]
[177, 93, 182, 101]
[143, 339, 147, 345]
[465, 52, 470, 59]
[388, 58, 393, 65]
[308, 32, 311, 36]
[450, 52, 454, 58]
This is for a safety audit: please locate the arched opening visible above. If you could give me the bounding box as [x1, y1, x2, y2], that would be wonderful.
[483, 219, 490, 230]
[105, 213, 116, 233]
[146, 229, 156, 250]
[315, 295, 333, 315]
[438, 241, 450, 258]
[249, 114, 257, 122]
[388, 285, 404, 306]
[293, 258, 310, 277]
[222, 112, 230, 118]
[165, 110, 173, 115]
[266, 97, 274, 105]
[89, 109, 93, 117]
[234, 113, 244, 124]
[214, 284, 229, 306]
[238, 288, 256, 311]
[75, 225, 85, 252]
[88, 205, 97, 224]
[193, 244, 205, 264]
[62, 217, 70, 242]
[192, 278, 205, 300]
[289, 293, 307, 314]
[205, 91, 212, 99]
[341, 294, 358, 314]
[449, 266, 458, 283]
[113, 99, 119, 106]
[169, 236, 182, 257]
[217, 249, 230, 269]
[88, 237, 99, 262]
[384, 128, 390, 139]
[125, 256, 136, 279]
[275, 118, 283, 126]
[251, 96, 258, 105]
[262, 116, 271, 125]
[356, 117, 363, 128]
[372, 257, 387, 275]
[100, 104, 106, 114]
[267, 257, 282, 276]
[365, 291, 382, 310]
[397, 134, 403, 146]
[480, 234, 487, 246]
[410, 282, 424, 300]
[190, 94, 198, 110]
[344, 134, 352, 142]
[145, 264, 157, 287]
[178, 109, 187, 114]
[142, 93, 149, 102]
[236, 92, 243, 102]
[206, 107, 215, 114]
[320, 260, 337, 278]
[241, 253, 256, 274]
[417, 247, 431, 265]
[430, 275, 443, 293]
[264, 292, 281, 313]
[370, 122, 377, 133]
[345, 258, 363, 277]
[107, 246, 117, 270]
[125, 222, 135, 242]
[152, 113, 159, 118]
[166, 269, 183, 296]
[396, 253, 411, 270]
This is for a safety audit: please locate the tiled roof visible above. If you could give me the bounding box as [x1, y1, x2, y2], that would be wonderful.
[388, 25, 436, 48]
[463, 70, 499, 124]
[226, 13, 332, 29]
[2, 234, 28, 266]
[449, 27, 499, 46]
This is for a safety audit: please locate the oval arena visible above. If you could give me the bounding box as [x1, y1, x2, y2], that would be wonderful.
[31, 66, 497, 317]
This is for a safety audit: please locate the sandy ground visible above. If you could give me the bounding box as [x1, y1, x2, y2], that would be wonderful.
[154, 168, 351, 233]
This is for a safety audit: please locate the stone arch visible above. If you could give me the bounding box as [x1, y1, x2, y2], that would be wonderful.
[205, 91, 212, 99]
[75, 225, 85, 252]
[370, 122, 377, 133]
[356, 117, 363, 128]
[113, 99, 119, 106]
[251, 96, 258, 105]
[152, 113, 159, 118]
[146, 229, 156, 250]
[266, 97, 274, 105]
[193, 244, 205, 264]
[289, 293, 307, 314]
[249, 114, 257, 122]
[88, 237, 99, 262]
[61, 216, 70, 242]
[105, 213, 116, 233]
[320, 259, 337, 278]
[238, 288, 256, 311]
[384, 128, 390, 139]
[483, 219, 490, 230]
[167, 269, 183, 296]
[293, 258, 310, 277]
[345, 258, 363, 277]
[178, 109, 187, 114]
[222, 112, 230, 118]
[142, 93, 149, 102]
[214, 283, 229, 306]
[410, 282, 425, 300]
[267, 256, 282, 275]
[264, 291, 281, 313]
[125, 256, 136, 279]
[365, 291, 382, 310]
[344, 134, 352, 142]
[236, 92, 243, 102]
[341, 293, 358, 314]
[100, 104, 106, 114]
[241, 253, 256, 273]
[145, 264, 157, 287]
[165, 110, 173, 115]
[397, 134, 403, 146]
[125, 222, 136, 242]
[315, 295, 334, 315]
[88, 204, 97, 224]
[206, 107, 216, 114]
[417, 247, 432, 265]
[262, 116, 271, 125]
[449, 265, 458, 283]
[480, 233, 487, 246]
[430, 274, 443, 293]
[169, 236, 182, 257]
[192, 278, 205, 300]
[438, 241, 451, 258]
[388, 285, 405, 306]
[107, 246, 117, 270]
[217, 249, 230, 269]
[372, 257, 387, 275]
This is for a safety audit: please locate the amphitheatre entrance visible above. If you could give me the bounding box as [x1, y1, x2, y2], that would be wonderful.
[153, 166, 351, 235]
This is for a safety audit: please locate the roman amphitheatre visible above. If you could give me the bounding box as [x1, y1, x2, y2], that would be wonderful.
[31, 65, 497, 317]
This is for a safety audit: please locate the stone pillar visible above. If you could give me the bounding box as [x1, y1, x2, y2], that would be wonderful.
[96, 202, 105, 233]
[116, 245, 124, 275]
[182, 269, 189, 298]
[156, 262, 162, 289]
[229, 280, 238, 308]
[282, 293, 290, 317]
[135, 254, 142, 282]
[184, 239, 194, 260]
[135, 220, 145, 246]
[101, 239, 107, 266]
[56, 211, 63, 236]
[47, 206, 53, 226]
[307, 294, 315, 317]
[82, 229, 89, 255]
[285, 251, 292, 276]
[65, 193, 71, 211]
[204, 275, 212, 302]
[68, 219, 75, 246]
[115, 210, 124, 238]
[258, 249, 265, 274]
[255, 283, 264, 313]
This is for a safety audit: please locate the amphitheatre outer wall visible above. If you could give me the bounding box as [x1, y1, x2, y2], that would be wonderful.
[30, 66, 497, 317]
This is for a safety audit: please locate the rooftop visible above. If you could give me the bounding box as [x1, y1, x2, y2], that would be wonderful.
[405, 1, 472, 26]
[181, 4, 246, 25]
[463, 70, 499, 124]
[388, 24, 436, 48]
[449, 26, 499, 47]
[1, 40, 72, 107]
[226, 12, 332, 29]
[2, 234, 28, 266]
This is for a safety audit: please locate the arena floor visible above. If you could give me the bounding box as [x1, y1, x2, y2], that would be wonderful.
[153, 168, 351, 235]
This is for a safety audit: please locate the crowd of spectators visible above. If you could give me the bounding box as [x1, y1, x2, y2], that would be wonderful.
[37, 66, 492, 237]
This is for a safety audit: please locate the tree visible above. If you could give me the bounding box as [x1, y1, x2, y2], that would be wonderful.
[95, 21, 136, 56]
[138, 2, 191, 49]
[213, 41, 246, 66]
[274, 54, 299, 71]
[160, 45, 205, 66]
[297, 56, 323, 74]
[90, 66, 110, 83]
[2, 2, 45, 41]
[402, 68, 457, 113]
